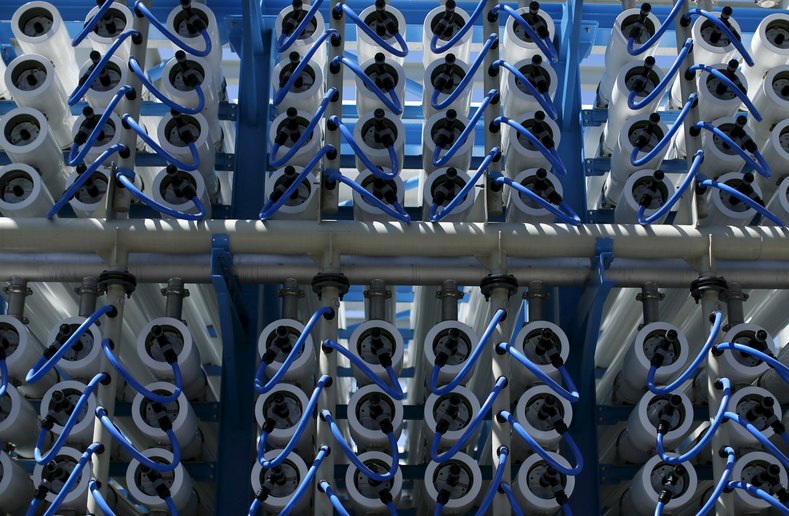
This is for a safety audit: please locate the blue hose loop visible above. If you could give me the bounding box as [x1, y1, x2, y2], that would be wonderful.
[260, 145, 334, 220]
[277, 0, 325, 52]
[497, 342, 580, 403]
[637, 149, 704, 225]
[274, 30, 338, 106]
[628, 38, 693, 111]
[500, 410, 583, 476]
[270, 88, 337, 169]
[335, 3, 409, 58]
[627, 0, 686, 56]
[490, 59, 557, 119]
[257, 375, 331, 469]
[116, 169, 207, 221]
[724, 411, 789, 470]
[475, 446, 509, 515]
[45, 442, 104, 516]
[323, 171, 411, 223]
[682, 9, 754, 66]
[319, 480, 351, 516]
[714, 342, 789, 382]
[68, 85, 133, 166]
[165, 496, 178, 515]
[499, 483, 525, 516]
[134, 1, 212, 57]
[327, 116, 399, 180]
[631, 93, 697, 167]
[96, 406, 182, 472]
[68, 30, 140, 105]
[430, 377, 508, 463]
[647, 310, 722, 393]
[494, 175, 581, 225]
[692, 121, 771, 178]
[277, 445, 330, 516]
[492, 4, 558, 63]
[429, 309, 506, 394]
[321, 409, 400, 482]
[726, 481, 789, 514]
[72, 0, 113, 46]
[101, 338, 184, 404]
[331, 56, 403, 115]
[697, 447, 736, 516]
[429, 0, 487, 54]
[122, 114, 200, 172]
[89, 479, 116, 516]
[492, 116, 566, 175]
[686, 64, 762, 121]
[255, 307, 334, 394]
[656, 377, 731, 464]
[321, 339, 404, 399]
[34, 373, 107, 464]
[432, 34, 498, 111]
[128, 57, 206, 115]
[429, 147, 501, 222]
[27, 305, 116, 384]
[697, 176, 784, 226]
[0, 360, 8, 399]
[433, 89, 499, 168]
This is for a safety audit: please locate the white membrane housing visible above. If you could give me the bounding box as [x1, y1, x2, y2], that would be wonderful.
[351, 170, 406, 223]
[726, 386, 782, 448]
[613, 170, 676, 225]
[132, 382, 201, 459]
[78, 55, 129, 113]
[423, 56, 473, 120]
[515, 452, 577, 516]
[162, 54, 223, 146]
[84, 2, 134, 63]
[275, 3, 327, 69]
[254, 383, 313, 457]
[272, 54, 324, 116]
[40, 380, 97, 445]
[71, 111, 122, 166]
[608, 113, 669, 184]
[670, 61, 747, 121]
[690, 14, 744, 66]
[251, 451, 310, 513]
[513, 385, 573, 457]
[501, 5, 556, 66]
[692, 116, 754, 175]
[151, 167, 211, 221]
[269, 109, 324, 168]
[136, 317, 205, 400]
[347, 451, 403, 515]
[423, 452, 482, 514]
[423, 320, 480, 386]
[0, 315, 54, 397]
[348, 319, 404, 384]
[422, 5, 472, 69]
[357, 4, 407, 65]
[64, 168, 110, 218]
[424, 385, 480, 449]
[45, 316, 102, 380]
[503, 112, 561, 177]
[423, 111, 474, 174]
[757, 118, 789, 200]
[265, 166, 319, 220]
[353, 110, 406, 174]
[506, 168, 565, 224]
[166, 3, 224, 91]
[32, 447, 90, 510]
[765, 175, 789, 227]
[0, 384, 41, 456]
[748, 65, 789, 144]
[423, 167, 479, 223]
[623, 455, 698, 516]
[703, 172, 763, 228]
[501, 58, 558, 118]
[157, 112, 219, 202]
[348, 385, 404, 450]
[730, 451, 789, 512]
[617, 391, 693, 464]
[744, 13, 789, 88]
[510, 321, 570, 397]
[126, 448, 195, 512]
[0, 163, 54, 218]
[355, 56, 406, 118]
[0, 451, 33, 512]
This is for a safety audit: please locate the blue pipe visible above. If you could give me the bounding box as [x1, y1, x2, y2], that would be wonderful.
[715, 342, 789, 382]
[128, 57, 206, 115]
[724, 411, 789, 470]
[386, 500, 398, 516]
[89, 479, 116, 516]
[336, 3, 409, 57]
[96, 406, 181, 472]
[475, 446, 509, 515]
[682, 9, 754, 66]
[321, 409, 399, 482]
[492, 4, 558, 62]
[279, 445, 330, 516]
[627, 0, 686, 55]
[500, 410, 584, 476]
[270, 88, 337, 169]
[68, 31, 140, 105]
[165, 496, 178, 515]
[494, 175, 581, 225]
[696, 447, 735, 516]
[321, 339, 404, 400]
[71, 0, 113, 46]
[563, 504, 573, 515]
[432, 34, 498, 111]
[323, 171, 411, 223]
[319, 481, 351, 516]
[692, 121, 771, 178]
[628, 38, 693, 110]
[0, 360, 8, 399]
[726, 481, 789, 514]
[102, 338, 183, 404]
[274, 30, 338, 106]
[134, 1, 212, 57]
[429, 147, 500, 222]
[260, 146, 334, 220]
[68, 85, 133, 166]
[433, 89, 498, 168]
[332, 56, 403, 115]
[25, 496, 41, 516]
[497, 342, 579, 403]
[45, 442, 104, 516]
[429, 0, 487, 54]
[122, 114, 201, 172]
[630, 93, 697, 167]
[490, 59, 557, 119]
[116, 170, 207, 221]
[655, 501, 665, 516]
[638, 149, 705, 225]
[500, 483, 525, 516]
[492, 116, 566, 175]
[277, 0, 325, 52]
[697, 176, 784, 226]
[328, 116, 399, 180]
[686, 64, 761, 121]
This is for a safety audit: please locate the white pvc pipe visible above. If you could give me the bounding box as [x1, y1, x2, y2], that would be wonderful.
[71, 111, 122, 165]
[423, 56, 472, 120]
[509, 321, 569, 398]
[347, 385, 404, 451]
[613, 170, 676, 225]
[0, 163, 53, 218]
[151, 167, 212, 221]
[162, 55, 223, 147]
[423, 452, 482, 514]
[64, 168, 110, 219]
[78, 55, 129, 113]
[126, 448, 195, 512]
[513, 385, 572, 456]
[269, 109, 323, 168]
[501, 58, 558, 118]
[506, 168, 564, 223]
[422, 5, 472, 69]
[748, 65, 789, 144]
[423, 321, 480, 387]
[424, 385, 479, 450]
[254, 383, 313, 457]
[0, 384, 41, 457]
[703, 172, 763, 228]
[608, 113, 668, 184]
[757, 118, 789, 200]
[423, 168, 479, 223]
[690, 14, 744, 66]
[348, 320, 404, 384]
[157, 112, 219, 203]
[423, 111, 474, 174]
[346, 451, 403, 515]
[136, 317, 205, 400]
[0, 451, 33, 513]
[725, 386, 781, 448]
[275, 2, 327, 70]
[258, 318, 316, 388]
[45, 316, 103, 381]
[0, 59, 8, 100]
[264, 166, 318, 221]
[251, 451, 309, 513]
[352, 171, 405, 223]
[670, 61, 747, 120]
[353, 111, 405, 173]
[32, 446, 90, 510]
[617, 391, 693, 464]
[692, 116, 753, 176]
[272, 55, 324, 117]
[357, 4, 406, 66]
[355, 56, 406, 118]
[0, 315, 53, 398]
[40, 380, 97, 445]
[503, 112, 561, 177]
[166, 3, 224, 93]
[501, 5, 555, 66]
[515, 452, 576, 516]
[730, 451, 788, 513]
[623, 456, 698, 516]
[132, 381, 200, 459]
[744, 13, 789, 89]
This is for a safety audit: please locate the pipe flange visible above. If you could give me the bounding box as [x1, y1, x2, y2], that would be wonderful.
[98, 269, 137, 297]
[480, 274, 518, 301]
[689, 275, 727, 303]
[311, 272, 350, 300]
[720, 288, 749, 304]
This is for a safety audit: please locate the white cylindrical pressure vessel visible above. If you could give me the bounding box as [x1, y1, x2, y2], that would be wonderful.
[424, 386, 480, 450]
[744, 13, 789, 88]
[77, 55, 129, 113]
[258, 318, 315, 388]
[45, 316, 103, 381]
[422, 5, 472, 69]
[726, 386, 782, 448]
[613, 169, 676, 224]
[272, 54, 324, 116]
[275, 2, 327, 68]
[353, 110, 405, 174]
[132, 382, 201, 459]
[84, 2, 133, 64]
[348, 385, 404, 451]
[423, 167, 479, 223]
[347, 451, 403, 515]
[423, 111, 474, 174]
[158, 112, 219, 202]
[730, 451, 788, 513]
[166, 3, 224, 92]
[136, 317, 205, 400]
[40, 380, 97, 445]
[351, 170, 406, 223]
[509, 321, 570, 397]
[0, 452, 33, 512]
[690, 13, 744, 66]
[33, 447, 90, 510]
[348, 320, 404, 385]
[703, 172, 764, 228]
[503, 111, 561, 177]
[608, 112, 668, 180]
[151, 167, 211, 221]
[506, 168, 564, 223]
[264, 166, 319, 220]
[0, 163, 53, 218]
[12, 2, 79, 92]
[748, 65, 789, 144]
[423, 320, 480, 387]
[127, 448, 195, 513]
[501, 4, 556, 66]
[270, 108, 324, 168]
[693, 116, 754, 174]
[163, 54, 223, 146]
[355, 55, 406, 118]
[0, 384, 41, 456]
[515, 452, 576, 515]
[254, 384, 313, 457]
[0, 58, 8, 100]
[71, 110, 122, 165]
[251, 451, 310, 514]
[0, 107, 68, 194]
[710, 324, 774, 385]
[671, 60, 747, 121]
[623, 456, 697, 516]
[423, 55, 472, 120]
[0, 315, 53, 397]
[618, 392, 693, 464]
[357, 3, 406, 66]
[757, 118, 789, 200]
[514, 385, 573, 456]
[63, 168, 110, 218]
[766, 177, 789, 226]
[5, 53, 72, 148]
[501, 57, 558, 118]
[423, 453, 482, 515]
[597, 7, 661, 107]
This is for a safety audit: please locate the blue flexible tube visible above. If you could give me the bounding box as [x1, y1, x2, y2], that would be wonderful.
[279, 445, 330, 516]
[500, 482, 525, 516]
[321, 339, 404, 399]
[430, 377, 508, 463]
[386, 500, 398, 516]
[0, 360, 8, 399]
[638, 149, 705, 225]
[68, 30, 140, 105]
[627, 0, 686, 55]
[255, 307, 333, 394]
[322, 409, 399, 482]
[631, 93, 697, 167]
[35, 373, 107, 464]
[683, 9, 753, 66]
[628, 38, 693, 110]
[430, 0, 487, 54]
[25, 497, 41, 516]
[493, 116, 566, 175]
[260, 146, 333, 220]
[656, 377, 731, 464]
[336, 3, 409, 57]
[715, 342, 789, 381]
[686, 64, 761, 121]
[319, 481, 351, 516]
[128, 57, 206, 115]
[724, 411, 789, 470]
[96, 406, 181, 472]
[429, 309, 506, 394]
[248, 499, 261, 516]
[782, 432, 789, 447]
[274, 30, 338, 106]
[654, 501, 665, 516]
[430, 147, 500, 222]
[72, 0, 113, 46]
[502, 410, 584, 476]
[698, 176, 784, 226]
[323, 171, 411, 223]
[27, 305, 115, 384]
[45, 442, 104, 516]
[328, 116, 399, 180]
[122, 114, 201, 172]
[497, 342, 579, 403]
[490, 59, 557, 119]
[270, 88, 337, 168]
[647, 310, 722, 393]
[257, 375, 331, 469]
[494, 175, 581, 225]
[68, 85, 133, 166]
[433, 503, 444, 516]
[492, 4, 558, 62]
[165, 496, 178, 515]
[116, 170, 207, 221]
[692, 121, 771, 178]
[563, 504, 573, 516]
[134, 1, 212, 57]
[432, 34, 498, 110]
[89, 479, 116, 516]
[277, 0, 325, 52]
[332, 56, 403, 115]
[101, 338, 183, 404]
[726, 481, 789, 514]
[475, 447, 509, 516]
[433, 89, 498, 168]
[697, 447, 735, 516]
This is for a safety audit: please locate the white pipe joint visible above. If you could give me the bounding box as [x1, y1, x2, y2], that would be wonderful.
[272, 55, 324, 116]
[163, 55, 223, 146]
[748, 65, 789, 144]
[744, 13, 789, 88]
[346, 451, 403, 515]
[501, 5, 556, 66]
[166, 3, 224, 92]
[710, 324, 774, 385]
[157, 112, 219, 202]
[423, 111, 474, 174]
[0, 451, 33, 513]
[501, 57, 558, 118]
[731, 451, 788, 512]
[151, 167, 212, 221]
[353, 110, 405, 173]
[78, 55, 129, 113]
[348, 385, 404, 451]
[690, 14, 744, 66]
[270, 108, 324, 168]
[275, 3, 327, 69]
[423, 168, 479, 223]
[84, 2, 133, 63]
[670, 61, 747, 120]
[613, 169, 676, 224]
[757, 118, 789, 200]
[608, 112, 668, 183]
[64, 168, 111, 218]
[0, 163, 53, 218]
[423, 56, 472, 120]
[726, 386, 782, 448]
[264, 166, 319, 220]
[0, 384, 42, 457]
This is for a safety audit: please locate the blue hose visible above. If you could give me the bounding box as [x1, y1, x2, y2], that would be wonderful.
[322, 409, 399, 482]
[490, 59, 557, 119]
[500, 482, 525, 516]
[492, 4, 558, 62]
[68, 30, 140, 105]
[497, 342, 579, 403]
[432, 34, 498, 111]
[89, 479, 116, 516]
[321, 339, 404, 400]
[637, 149, 705, 225]
[134, 1, 212, 57]
[697, 176, 784, 226]
[165, 496, 179, 515]
[429, 309, 506, 394]
[328, 116, 399, 180]
[35, 373, 107, 464]
[27, 305, 116, 384]
[692, 121, 771, 178]
[332, 56, 403, 115]
[654, 501, 665, 516]
[433, 89, 498, 168]
[492, 116, 566, 175]
[475, 446, 509, 515]
[122, 114, 201, 172]
[714, 342, 789, 381]
[323, 171, 411, 223]
[431, 377, 508, 463]
[682, 9, 753, 66]
[319, 481, 351, 516]
[25, 497, 41, 516]
[129, 56, 206, 115]
[726, 481, 789, 514]
[429, 0, 487, 54]
[429, 148, 500, 222]
[255, 307, 334, 394]
[336, 3, 409, 58]
[628, 38, 693, 110]
[0, 360, 8, 399]
[45, 442, 104, 516]
[101, 338, 183, 404]
[724, 411, 789, 470]
[494, 175, 581, 225]
[277, 0, 325, 52]
[270, 88, 337, 168]
[501, 410, 584, 476]
[433, 502, 444, 516]
[697, 447, 735, 516]
[631, 93, 697, 167]
[627, 0, 686, 55]
[248, 499, 261, 516]
[116, 170, 207, 221]
[260, 146, 334, 220]
[257, 375, 331, 469]
[686, 64, 761, 121]
[279, 445, 330, 516]
[72, 0, 113, 46]
[68, 85, 133, 166]
[386, 500, 399, 516]
[96, 406, 181, 472]
[563, 504, 573, 516]
[274, 30, 338, 106]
